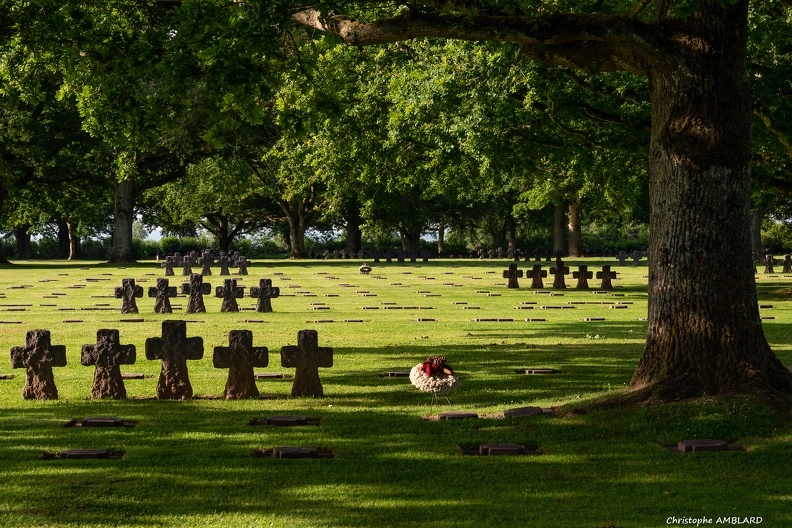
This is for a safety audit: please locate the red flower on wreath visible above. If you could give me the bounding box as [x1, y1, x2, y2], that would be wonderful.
[421, 356, 455, 377]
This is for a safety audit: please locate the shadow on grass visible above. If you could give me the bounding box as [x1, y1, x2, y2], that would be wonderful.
[0, 395, 789, 527]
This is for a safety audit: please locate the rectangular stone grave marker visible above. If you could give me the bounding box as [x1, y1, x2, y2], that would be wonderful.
[677, 439, 729, 453]
[437, 412, 478, 421]
[479, 443, 528, 456]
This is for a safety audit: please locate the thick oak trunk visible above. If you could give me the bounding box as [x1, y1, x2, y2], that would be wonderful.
[110, 177, 137, 263]
[14, 225, 31, 260]
[67, 220, 81, 260]
[630, 6, 792, 397]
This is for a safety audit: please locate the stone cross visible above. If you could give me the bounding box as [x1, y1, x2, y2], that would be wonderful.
[384, 250, 394, 263]
[198, 253, 214, 276]
[236, 256, 249, 275]
[10, 330, 67, 400]
[372, 249, 381, 263]
[550, 257, 569, 289]
[180, 274, 211, 313]
[596, 266, 618, 290]
[502, 264, 523, 289]
[81, 329, 136, 399]
[114, 278, 144, 314]
[250, 278, 280, 313]
[526, 264, 547, 289]
[783, 254, 791, 274]
[631, 250, 642, 267]
[215, 278, 245, 312]
[764, 254, 775, 274]
[213, 330, 268, 399]
[160, 256, 175, 276]
[181, 255, 195, 276]
[397, 249, 405, 263]
[421, 249, 430, 263]
[217, 255, 231, 276]
[145, 320, 204, 400]
[281, 330, 333, 397]
[148, 278, 178, 314]
[616, 250, 628, 266]
[573, 265, 593, 289]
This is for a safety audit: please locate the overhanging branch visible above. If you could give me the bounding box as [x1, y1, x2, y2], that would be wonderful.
[292, 9, 655, 76]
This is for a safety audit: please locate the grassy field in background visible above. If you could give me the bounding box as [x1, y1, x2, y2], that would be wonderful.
[0, 258, 791, 528]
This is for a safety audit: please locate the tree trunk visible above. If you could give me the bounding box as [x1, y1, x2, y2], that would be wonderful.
[630, 4, 792, 397]
[14, 225, 31, 260]
[399, 226, 422, 252]
[437, 221, 445, 256]
[344, 204, 363, 254]
[57, 219, 70, 259]
[750, 208, 764, 257]
[279, 196, 317, 259]
[67, 220, 81, 260]
[215, 217, 231, 253]
[109, 176, 137, 263]
[567, 202, 582, 257]
[554, 204, 567, 255]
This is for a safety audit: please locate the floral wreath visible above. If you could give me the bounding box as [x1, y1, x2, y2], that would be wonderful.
[409, 356, 460, 395]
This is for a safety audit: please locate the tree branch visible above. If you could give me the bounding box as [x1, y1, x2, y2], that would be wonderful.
[754, 104, 792, 161]
[292, 9, 655, 76]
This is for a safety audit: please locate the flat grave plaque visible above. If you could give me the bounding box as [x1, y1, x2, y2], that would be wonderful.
[81, 417, 126, 427]
[518, 368, 561, 375]
[479, 443, 528, 456]
[255, 373, 285, 379]
[503, 406, 545, 418]
[677, 439, 730, 453]
[437, 412, 478, 421]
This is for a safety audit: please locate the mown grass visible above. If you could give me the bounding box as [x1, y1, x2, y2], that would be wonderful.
[0, 259, 791, 528]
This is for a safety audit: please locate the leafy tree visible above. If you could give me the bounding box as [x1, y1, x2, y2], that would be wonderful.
[294, 0, 792, 399]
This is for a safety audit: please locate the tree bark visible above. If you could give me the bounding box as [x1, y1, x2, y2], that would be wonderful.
[750, 208, 764, 257]
[399, 226, 422, 252]
[57, 219, 70, 259]
[567, 201, 582, 257]
[344, 206, 363, 254]
[14, 225, 31, 260]
[278, 195, 318, 258]
[437, 221, 445, 256]
[629, 4, 792, 397]
[553, 204, 567, 255]
[109, 176, 137, 263]
[67, 220, 81, 260]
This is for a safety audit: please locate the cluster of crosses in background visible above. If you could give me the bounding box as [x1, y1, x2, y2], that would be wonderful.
[159, 250, 249, 277]
[10, 325, 332, 401]
[476, 248, 648, 265]
[502, 257, 619, 291]
[760, 253, 792, 274]
[115, 276, 279, 314]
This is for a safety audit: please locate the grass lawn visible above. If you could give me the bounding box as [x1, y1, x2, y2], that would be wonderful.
[0, 258, 790, 527]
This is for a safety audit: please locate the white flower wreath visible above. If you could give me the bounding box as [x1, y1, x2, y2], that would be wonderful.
[409, 363, 460, 395]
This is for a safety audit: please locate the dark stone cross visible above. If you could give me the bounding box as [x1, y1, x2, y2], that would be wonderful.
[148, 278, 178, 314]
[181, 255, 194, 276]
[596, 266, 618, 290]
[160, 257, 175, 276]
[384, 250, 394, 263]
[281, 330, 334, 397]
[616, 251, 628, 266]
[217, 255, 231, 276]
[236, 256, 249, 275]
[250, 278, 280, 313]
[526, 264, 548, 289]
[198, 253, 214, 276]
[784, 254, 792, 274]
[631, 250, 642, 267]
[10, 330, 67, 400]
[213, 330, 268, 399]
[180, 274, 211, 313]
[573, 265, 593, 290]
[421, 249, 430, 263]
[764, 254, 775, 274]
[81, 329, 136, 399]
[215, 278, 245, 312]
[372, 249, 381, 263]
[114, 278, 144, 314]
[397, 249, 405, 263]
[502, 264, 523, 289]
[145, 320, 204, 400]
[550, 257, 569, 289]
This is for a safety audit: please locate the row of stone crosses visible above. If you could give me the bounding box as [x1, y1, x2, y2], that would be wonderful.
[116, 276, 279, 314]
[760, 253, 792, 274]
[160, 250, 249, 276]
[10, 325, 331, 402]
[478, 248, 648, 266]
[503, 258, 618, 290]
